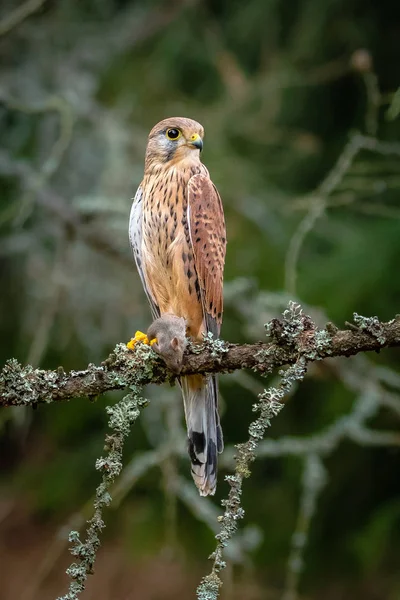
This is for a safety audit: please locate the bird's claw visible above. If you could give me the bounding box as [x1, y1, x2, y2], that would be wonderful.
[127, 330, 157, 350]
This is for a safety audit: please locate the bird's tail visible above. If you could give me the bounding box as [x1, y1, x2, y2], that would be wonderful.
[180, 374, 223, 496]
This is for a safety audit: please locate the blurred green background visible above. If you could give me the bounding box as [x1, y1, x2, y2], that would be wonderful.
[0, 1, 400, 598]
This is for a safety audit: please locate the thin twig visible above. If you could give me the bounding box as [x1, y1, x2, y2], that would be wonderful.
[282, 455, 327, 600]
[197, 357, 306, 600]
[0, 0, 48, 37]
[284, 133, 400, 294]
[56, 343, 155, 600]
[362, 72, 381, 137]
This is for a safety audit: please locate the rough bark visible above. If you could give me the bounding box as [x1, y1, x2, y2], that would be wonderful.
[1, 313, 399, 408]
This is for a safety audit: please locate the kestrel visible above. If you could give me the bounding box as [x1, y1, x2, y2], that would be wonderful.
[129, 117, 226, 496]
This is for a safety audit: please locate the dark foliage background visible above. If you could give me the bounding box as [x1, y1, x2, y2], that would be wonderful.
[0, 1, 399, 598]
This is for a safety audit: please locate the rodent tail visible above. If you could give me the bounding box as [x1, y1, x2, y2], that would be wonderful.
[180, 374, 223, 496]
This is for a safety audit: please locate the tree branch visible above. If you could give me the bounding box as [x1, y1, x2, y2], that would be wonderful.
[1, 310, 400, 408]
[0, 0, 48, 38]
[2, 303, 395, 600]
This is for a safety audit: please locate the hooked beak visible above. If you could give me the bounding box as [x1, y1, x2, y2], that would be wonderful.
[188, 133, 203, 151]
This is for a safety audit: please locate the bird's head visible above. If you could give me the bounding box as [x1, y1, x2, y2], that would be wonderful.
[144, 117, 204, 172]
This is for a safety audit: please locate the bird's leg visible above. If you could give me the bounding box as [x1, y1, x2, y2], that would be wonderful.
[127, 331, 157, 350]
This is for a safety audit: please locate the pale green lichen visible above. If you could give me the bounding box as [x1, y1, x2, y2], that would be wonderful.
[187, 339, 204, 354]
[0, 341, 163, 409]
[353, 312, 386, 344]
[265, 303, 333, 363]
[265, 301, 305, 340]
[0, 358, 60, 405]
[197, 573, 222, 600]
[281, 301, 310, 344]
[314, 329, 333, 354]
[196, 361, 304, 600]
[57, 390, 148, 600]
[57, 343, 155, 600]
[1, 303, 338, 600]
[196, 304, 309, 600]
[202, 331, 229, 359]
[265, 301, 311, 347]
[282, 301, 305, 330]
[253, 345, 274, 369]
[303, 328, 333, 361]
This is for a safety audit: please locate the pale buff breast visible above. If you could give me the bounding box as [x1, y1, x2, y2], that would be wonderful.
[141, 164, 207, 339]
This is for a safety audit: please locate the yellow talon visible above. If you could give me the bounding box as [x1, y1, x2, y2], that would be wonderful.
[127, 330, 150, 350]
[149, 338, 157, 346]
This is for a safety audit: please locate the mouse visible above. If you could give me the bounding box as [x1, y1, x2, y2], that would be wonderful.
[147, 314, 188, 373]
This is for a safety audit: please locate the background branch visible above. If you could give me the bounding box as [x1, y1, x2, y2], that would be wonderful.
[0, 0, 48, 37]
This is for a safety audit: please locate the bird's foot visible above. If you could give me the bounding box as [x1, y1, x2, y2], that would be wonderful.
[127, 331, 157, 350]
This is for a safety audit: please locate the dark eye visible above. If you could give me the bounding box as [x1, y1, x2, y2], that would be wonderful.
[166, 128, 181, 140]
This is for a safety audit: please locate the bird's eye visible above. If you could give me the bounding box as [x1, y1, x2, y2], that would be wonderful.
[166, 128, 181, 140]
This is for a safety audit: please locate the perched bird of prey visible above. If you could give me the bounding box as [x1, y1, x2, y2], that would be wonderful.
[129, 117, 226, 496]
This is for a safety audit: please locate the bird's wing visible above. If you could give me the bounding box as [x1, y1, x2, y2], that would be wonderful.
[129, 185, 160, 320]
[187, 174, 226, 337]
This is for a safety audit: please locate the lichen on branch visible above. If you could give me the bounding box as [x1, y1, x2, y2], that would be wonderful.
[56, 343, 154, 600]
[1, 309, 399, 409]
[0, 304, 399, 600]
